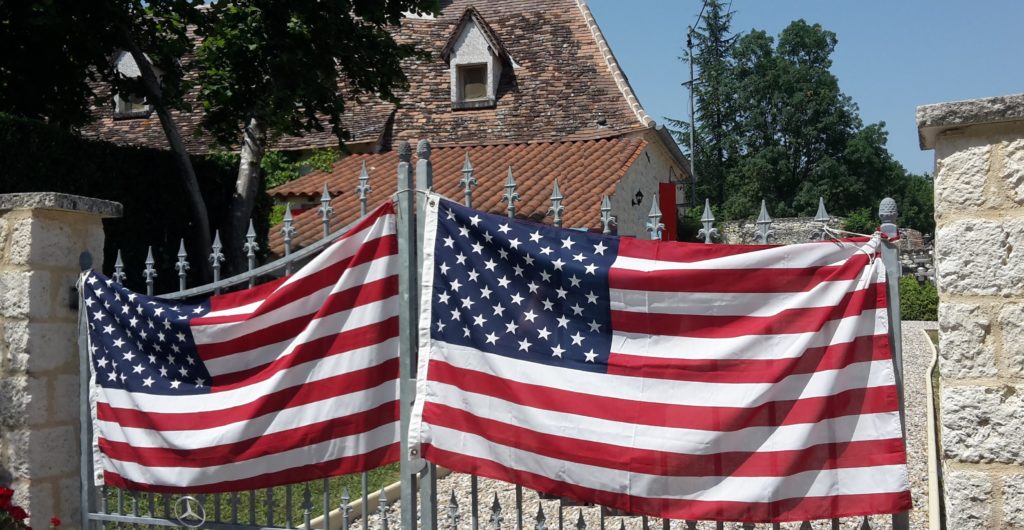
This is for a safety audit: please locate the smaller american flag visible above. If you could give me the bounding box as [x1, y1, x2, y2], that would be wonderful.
[410, 196, 911, 522]
[85, 202, 401, 493]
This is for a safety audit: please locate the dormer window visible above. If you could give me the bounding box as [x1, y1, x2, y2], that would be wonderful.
[442, 7, 513, 110]
[112, 51, 156, 119]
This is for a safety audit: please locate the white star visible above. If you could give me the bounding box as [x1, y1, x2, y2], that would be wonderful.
[120, 305, 129, 314]
[485, 332, 499, 345]
[551, 344, 565, 358]
[586, 291, 599, 304]
[463, 327, 471, 338]
[106, 371, 117, 382]
[472, 314, 488, 327]
[513, 264, 524, 277]
[588, 320, 602, 332]
[96, 356, 109, 369]
[171, 344, 181, 353]
[508, 238, 522, 250]
[537, 327, 552, 340]
[139, 330, 148, 340]
[493, 303, 506, 317]
[449, 278, 463, 292]
[556, 316, 570, 328]
[119, 372, 127, 383]
[148, 354, 157, 364]
[523, 310, 538, 322]
[529, 230, 543, 243]
[439, 262, 451, 275]
[192, 306, 205, 314]
[483, 259, 498, 272]
[86, 275, 98, 285]
[469, 214, 482, 226]
[510, 292, 524, 305]
[584, 263, 599, 275]
[480, 286, 493, 299]
[482, 231, 494, 243]
[467, 269, 480, 282]
[142, 376, 155, 388]
[112, 338, 125, 349]
[437, 292, 451, 305]
[542, 298, 554, 311]
[127, 292, 137, 302]
[561, 237, 576, 250]
[102, 324, 115, 335]
[132, 363, 145, 375]
[443, 236, 455, 248]
[570, 332, 585, 346]
[471, 242, 484, 255]
[195, 378, 205, 388]
[153, 307, 165, 317]
[505, 320, 519, 334]
[539, 246, 553, 256]
[449, 308, 462, 321]
[84, 297, 95, 308]
[593, 241, 608, 255]
[146, 319, 155, 329]
[497, 276, 511, 289]
[498, 223, 511, 234]
[176, 332, 186, 342]
[157, 331, 166, 342]
[162, 319, 171, 330]
[92, 311, 105, 322]
[539, 271, 552, 282]
[159, 366, 169, 377]
[573, 253, 586, 263]
[461, 297, 476, 310]
[436, 320, 446, 332]
[527, 281, 540, 293]
[570, 303, 584, 316]
[445, 208, 455, 220]
[523, 254, 535, 266]
[178, 366, 189, 377]
[517, 338, 533, 352]
[569, 275, 582, 288]
[122, 350, 135, 362]
[459, 226, 470, 238]
[455, 253, 467, 265]
[552, 258, 566, 270]
[169, 379, 181, 389]
[498, 248, 509, 260]
[555, 287, 568, 299]
[583, 349, 598, 362]
[166, 353, 175, 364]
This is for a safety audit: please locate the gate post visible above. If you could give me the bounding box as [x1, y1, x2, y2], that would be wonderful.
[0, 193, 121, 530]
[396, 141, 420, 530]
[415, 141, 438, 530]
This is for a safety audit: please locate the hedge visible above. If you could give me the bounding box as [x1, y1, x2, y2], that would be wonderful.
[0, 113, 269, 294]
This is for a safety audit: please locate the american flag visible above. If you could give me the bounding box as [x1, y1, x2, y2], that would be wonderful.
[410, 197, 911, 522]
[84, 202, 400, 493]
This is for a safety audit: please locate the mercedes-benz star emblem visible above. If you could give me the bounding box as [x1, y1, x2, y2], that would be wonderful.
[173, 495, 207, 528]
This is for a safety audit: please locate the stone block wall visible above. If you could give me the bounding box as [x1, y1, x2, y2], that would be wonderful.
[918, 93, 1024, 528]
[0, 193, 120, 530]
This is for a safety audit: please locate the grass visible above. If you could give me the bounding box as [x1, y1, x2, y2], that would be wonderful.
[100, 463, 401, 528]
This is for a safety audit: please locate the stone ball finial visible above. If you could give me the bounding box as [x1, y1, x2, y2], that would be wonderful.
[879, 197, 898, 223]
[397, 141, 412, 163]
[417, 139, 432, 160]
[79, 251, 93, 271]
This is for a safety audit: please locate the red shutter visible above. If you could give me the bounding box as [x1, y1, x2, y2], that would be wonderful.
[658, 183, 677, 241]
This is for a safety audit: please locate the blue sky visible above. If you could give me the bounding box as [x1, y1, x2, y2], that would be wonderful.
[587, 0, 1024, 176]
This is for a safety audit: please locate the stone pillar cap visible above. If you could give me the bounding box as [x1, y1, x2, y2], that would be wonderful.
[917, 92, 1024, 150]
[0, 192, 122, 217]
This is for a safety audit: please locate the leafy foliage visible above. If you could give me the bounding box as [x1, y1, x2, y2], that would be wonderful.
[0, 112, 267, 294]
[669, 2, 934, 233]
[899, 276, 938, 321]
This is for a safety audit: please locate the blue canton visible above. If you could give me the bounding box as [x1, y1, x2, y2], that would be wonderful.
[430, 199, 620, 372]
[83, 272, 212, 395]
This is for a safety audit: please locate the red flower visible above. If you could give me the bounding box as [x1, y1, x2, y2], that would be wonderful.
[50, 516, 61, 527]
[9, 506, 28, 520]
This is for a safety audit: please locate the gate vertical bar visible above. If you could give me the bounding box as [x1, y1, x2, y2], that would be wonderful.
[878, 197, 909, 530]
[78, 252, 94, 530]
[417, 140, 438, 530]
[397, 140, 419, 530]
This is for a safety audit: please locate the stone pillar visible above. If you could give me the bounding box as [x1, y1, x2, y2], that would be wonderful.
[0, 193, 121, 530]
[918, 93, 1024, 528]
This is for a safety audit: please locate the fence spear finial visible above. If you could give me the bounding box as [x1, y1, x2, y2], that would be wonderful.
[318, 183, 334, 239]
[646, 193, 665, 240]
[697, 198, 718, 244]
[600, 195, 615, 235]
[210, 230, 225, 287]
[143, 246, 156, 296]
[502, 167, 521, 219]
[281, 203, 295, 258]
[549, 179, 565, 228]
[534, 504, 548, 530]
[447, 490, 460, 530]
[244, 220, 259, 287]
[112, 250, 126, 284]
[175, 238, 189, 291]
[460, 153, 477, 207]
[356, 161, 372, 217]
[810, 196, 832, 241]
[754, 199, 775, 244]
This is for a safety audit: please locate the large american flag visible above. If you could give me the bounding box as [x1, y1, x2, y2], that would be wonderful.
[84, 202, 400, 493]
[410, 197, 911, 522]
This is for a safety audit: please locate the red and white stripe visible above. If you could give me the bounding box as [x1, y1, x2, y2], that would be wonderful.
[413, 233, 910, 522]
[96, 202, 401, 492]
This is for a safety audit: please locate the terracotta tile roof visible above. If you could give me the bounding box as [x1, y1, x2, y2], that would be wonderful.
[81, 0, 650, 153]
[268, 137, 648, 254]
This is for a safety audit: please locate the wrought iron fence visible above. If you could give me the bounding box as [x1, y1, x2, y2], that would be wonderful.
[79, 139, 908, 530]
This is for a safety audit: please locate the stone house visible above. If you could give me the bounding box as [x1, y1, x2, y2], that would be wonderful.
[81, 0, 693, 250]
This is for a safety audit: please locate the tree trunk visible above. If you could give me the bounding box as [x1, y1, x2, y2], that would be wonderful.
[225, 117, 266, 275]
[119, 28, 213, 284]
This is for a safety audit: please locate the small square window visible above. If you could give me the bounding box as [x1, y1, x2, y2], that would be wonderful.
[458, 64, 488, 101]
[114, 92, 151, 119]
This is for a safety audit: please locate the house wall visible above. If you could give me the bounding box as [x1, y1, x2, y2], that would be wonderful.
[447, 19, 503, 103]
[611, 142, 679, 238]
[0, 193, 121, 530]
[917, 93, 1024, 529]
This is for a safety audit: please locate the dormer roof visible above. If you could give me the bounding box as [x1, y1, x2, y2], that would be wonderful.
[440, 7, 513, 68]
